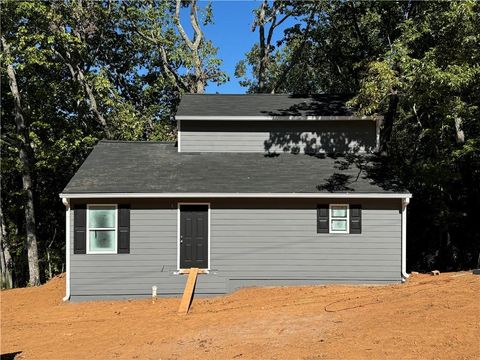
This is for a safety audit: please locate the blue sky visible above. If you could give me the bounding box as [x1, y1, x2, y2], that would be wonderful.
[181, 1, 296, 94]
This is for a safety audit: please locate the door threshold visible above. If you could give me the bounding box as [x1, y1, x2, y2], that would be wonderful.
[175, 269, 209, 275]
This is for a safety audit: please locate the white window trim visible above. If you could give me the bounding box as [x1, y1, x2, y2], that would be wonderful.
[177, 202, 211, 272]
[329, 204, 349, 234]
[86, 204, 118, 254]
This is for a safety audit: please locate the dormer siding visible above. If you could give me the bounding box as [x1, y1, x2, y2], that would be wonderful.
[178, 119, 379, 154]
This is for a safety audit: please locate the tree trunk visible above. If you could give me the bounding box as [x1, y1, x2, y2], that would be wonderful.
[49, 47, 112, 138]
[75, 64, 112, 138]
[380, 91, 399, 154]
[257, 0, 268, 93]
[46, 249, 52, 280]
[46, 230, 56, 280]
[272, 9, 315, 93]
[254, 1, 293, 93]
[194, 56, 204, 93]
[2, 36, 41, 286]
[0, 206, 13, 289]
[454, 117, 465, 144]
[174, 0, 205, 93]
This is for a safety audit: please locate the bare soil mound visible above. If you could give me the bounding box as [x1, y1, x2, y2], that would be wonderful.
[1, 272, 479, 359]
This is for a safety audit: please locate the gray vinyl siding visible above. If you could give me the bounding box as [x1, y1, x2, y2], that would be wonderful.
[179, 120, 377, 153]
[69, 198, 402, 301]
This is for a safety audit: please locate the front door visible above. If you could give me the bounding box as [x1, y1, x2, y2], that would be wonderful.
[180, 205, 208, 269]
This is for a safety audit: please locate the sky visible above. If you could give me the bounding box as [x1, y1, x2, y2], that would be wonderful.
[181, 1, 297, 94]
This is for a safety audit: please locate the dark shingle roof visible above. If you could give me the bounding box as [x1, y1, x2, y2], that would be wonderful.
[176, 94, 356, 118]
[61, 141, 408, 195]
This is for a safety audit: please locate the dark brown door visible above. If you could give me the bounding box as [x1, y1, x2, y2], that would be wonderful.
[180, 205, 208, 269]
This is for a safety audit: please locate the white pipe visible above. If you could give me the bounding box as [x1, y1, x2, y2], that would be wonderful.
[401, 197, 410, 282]
[62, 197, 71, 301]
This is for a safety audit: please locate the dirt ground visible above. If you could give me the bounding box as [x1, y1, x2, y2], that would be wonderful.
[1, 272, 479, 360]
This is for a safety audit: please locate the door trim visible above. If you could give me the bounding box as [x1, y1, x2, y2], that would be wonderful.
[177, 202, 211, 272]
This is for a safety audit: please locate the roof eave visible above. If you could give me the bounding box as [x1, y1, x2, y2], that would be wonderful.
[175, 115, 382, 121]
[60, 192, 411, 199]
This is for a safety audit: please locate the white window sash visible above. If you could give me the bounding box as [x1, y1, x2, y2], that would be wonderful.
[86, 204, 118, 254]
[329, 204, 349, 234]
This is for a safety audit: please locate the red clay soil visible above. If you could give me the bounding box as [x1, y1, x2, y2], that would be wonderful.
[1, 272, 479, 360]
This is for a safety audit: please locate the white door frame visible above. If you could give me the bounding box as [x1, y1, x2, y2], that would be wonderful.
[177, 202, 211, 271]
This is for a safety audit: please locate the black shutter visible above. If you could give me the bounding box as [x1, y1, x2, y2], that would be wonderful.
[350, 204, 362, 234]
[118, 204, 130, 254]
[317, 204, 329, 233]
[74, 205, 86, 254]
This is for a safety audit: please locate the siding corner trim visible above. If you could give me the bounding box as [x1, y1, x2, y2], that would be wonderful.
[62, 197, 71, 301]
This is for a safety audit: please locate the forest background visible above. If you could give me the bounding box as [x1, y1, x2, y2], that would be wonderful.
[1, 0, 479, 287]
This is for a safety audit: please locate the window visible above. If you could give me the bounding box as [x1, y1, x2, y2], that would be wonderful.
[87, 205, 117, 254]
[329, 204, 349, 233]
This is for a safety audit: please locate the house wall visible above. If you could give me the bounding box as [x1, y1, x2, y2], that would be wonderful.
[179, 120, 377, 153]
[69, 198, 402, 301]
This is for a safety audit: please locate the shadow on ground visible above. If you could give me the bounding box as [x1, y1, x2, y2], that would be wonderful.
[0, 351, 22, 360]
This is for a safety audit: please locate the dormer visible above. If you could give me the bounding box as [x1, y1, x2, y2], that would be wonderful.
[176, 94, 381, 154]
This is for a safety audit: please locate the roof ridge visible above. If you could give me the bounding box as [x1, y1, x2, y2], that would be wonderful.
[182, 93, 354, 97]
[183, 93, 293, 96]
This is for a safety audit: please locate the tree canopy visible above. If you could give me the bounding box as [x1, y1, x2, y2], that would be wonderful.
[238, 0, 480, 271]
[1, 0, 225, 286]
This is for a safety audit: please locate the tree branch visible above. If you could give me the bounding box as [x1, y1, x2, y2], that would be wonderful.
[189, 0, 202, 50]
[123, 4, 190, 92]
[0, 134, 21, 148]
[175, 0, 195, 50]
[158, 46, 190, 92]
[51, 42, 111, 137]
[273, 13, 291, 29]
[257, 0, 268, 92]
[348, 2, 370, 54]
[174, 0, 204, 93]
[273, 9, 316, 93]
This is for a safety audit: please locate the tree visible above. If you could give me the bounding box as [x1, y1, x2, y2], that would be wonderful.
[48, 1, 112, 137]
[1, 0, 227, 287]
[1, 3, 47, 286]
[237, 1, 407, 94]
[123, 0, 227, 95]
[239, 0, 480, 270]
[235, 0, 309, 93]
[0, 206, 13, 288]
[250, 0, 293, 93]
[350, 0, 480, 269]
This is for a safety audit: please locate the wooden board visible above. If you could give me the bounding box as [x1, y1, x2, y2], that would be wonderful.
[178, 268, 208, 275]
[178, 268, 199, 315]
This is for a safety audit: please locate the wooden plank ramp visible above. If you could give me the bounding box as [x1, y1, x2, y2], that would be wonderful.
[178, 268, 199, 315]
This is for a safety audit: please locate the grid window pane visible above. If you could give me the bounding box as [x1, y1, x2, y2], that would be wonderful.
[331, 219, 347, 231]
[331, 207, 347, 218]
[89, 230, 115, 252]
[89, 207, 115, 228]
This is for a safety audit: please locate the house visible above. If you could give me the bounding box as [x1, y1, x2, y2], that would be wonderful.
[60, 94, 411, 302]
